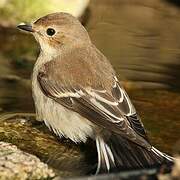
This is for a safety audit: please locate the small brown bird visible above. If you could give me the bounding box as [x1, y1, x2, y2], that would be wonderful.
[17, 12, 173, 174]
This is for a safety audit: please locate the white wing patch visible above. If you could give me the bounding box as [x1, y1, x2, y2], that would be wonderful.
[87, 89, 119, 106]
[53, 88, 84, 98]
[50, 85, 125, 124]
[113, 76, 136, 116]
[89, 97, 124, 123]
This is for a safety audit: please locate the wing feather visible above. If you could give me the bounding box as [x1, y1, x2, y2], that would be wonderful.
[112, 77, 148, 140]
[37, 71, 150, 148]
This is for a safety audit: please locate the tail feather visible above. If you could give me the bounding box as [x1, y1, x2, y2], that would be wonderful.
[96, 134, 173, 173]
[151, 146, 174, 162]
[96, 136, 116, 174]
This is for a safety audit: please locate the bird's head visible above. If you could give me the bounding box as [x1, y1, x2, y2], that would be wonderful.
[17, 12, 91, 56]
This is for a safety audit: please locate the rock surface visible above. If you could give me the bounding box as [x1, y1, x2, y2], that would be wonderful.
[0, 114, 96, 178]
[0, 141, 55, 180]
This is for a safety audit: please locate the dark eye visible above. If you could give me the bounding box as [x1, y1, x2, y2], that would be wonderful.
[46, 28, 55, 36]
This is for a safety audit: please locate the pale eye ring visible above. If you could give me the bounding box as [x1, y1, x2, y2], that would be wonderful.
[46, 28, 56, 36]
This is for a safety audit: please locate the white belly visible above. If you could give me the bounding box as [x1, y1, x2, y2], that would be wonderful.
[32, 76, 94, 143]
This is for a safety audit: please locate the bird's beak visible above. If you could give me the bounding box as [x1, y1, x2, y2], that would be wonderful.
[17, 23, 35, 33]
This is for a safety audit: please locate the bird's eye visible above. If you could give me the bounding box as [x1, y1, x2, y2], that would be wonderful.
[46, 28, 56, 36]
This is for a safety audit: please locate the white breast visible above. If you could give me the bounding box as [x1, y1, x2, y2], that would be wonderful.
[32, 69, 94, 143]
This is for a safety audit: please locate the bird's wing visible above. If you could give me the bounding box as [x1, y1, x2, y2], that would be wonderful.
[111, 77, 148, 141]
[37, 68, 150, 149]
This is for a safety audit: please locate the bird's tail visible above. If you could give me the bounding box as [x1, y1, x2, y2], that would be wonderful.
[95, 134, 173, 174]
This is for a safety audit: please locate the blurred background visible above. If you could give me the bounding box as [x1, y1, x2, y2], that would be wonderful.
[0, 0, 180, 177]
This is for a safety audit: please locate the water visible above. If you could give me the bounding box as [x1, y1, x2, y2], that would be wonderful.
[0, 0, 180, 177]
